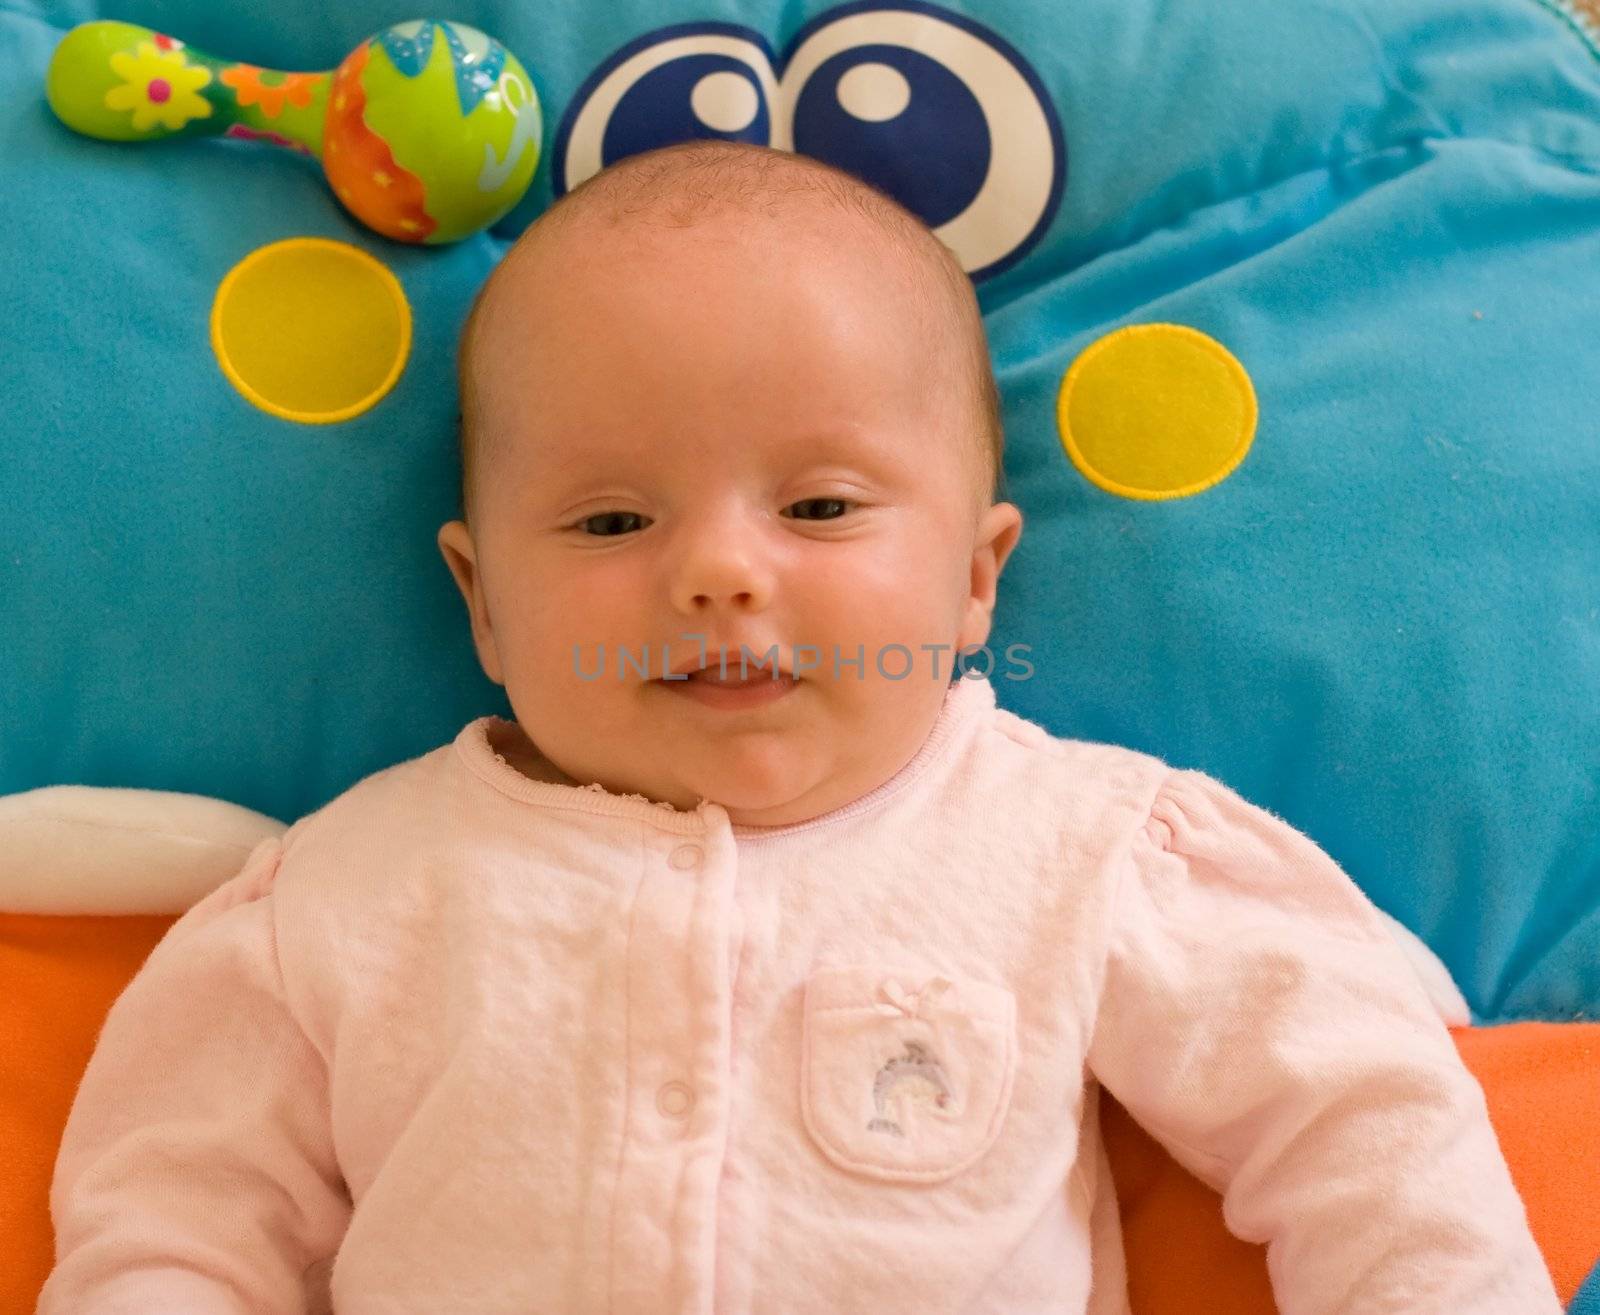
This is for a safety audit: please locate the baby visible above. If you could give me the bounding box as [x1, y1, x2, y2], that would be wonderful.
[42, 141, 1560, 1314]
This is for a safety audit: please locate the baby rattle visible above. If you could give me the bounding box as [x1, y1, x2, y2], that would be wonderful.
[46, 18, 541, 245]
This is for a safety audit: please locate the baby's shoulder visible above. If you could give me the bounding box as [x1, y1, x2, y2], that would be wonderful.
[275, 737, 466, 875]
[951, 701, 1177, 846]
[979, 701, 1172, 792]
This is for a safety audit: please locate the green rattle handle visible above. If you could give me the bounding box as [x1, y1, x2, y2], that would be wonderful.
[46, 20, 331, 157]
[45, 17, 544, 245]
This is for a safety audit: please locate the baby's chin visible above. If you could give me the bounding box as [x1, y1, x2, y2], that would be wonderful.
[656, 748, 863, 828]
[658, 767, 817, 825]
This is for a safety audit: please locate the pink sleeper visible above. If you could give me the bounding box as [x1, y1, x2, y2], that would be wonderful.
[41, 676, 1561, 1313]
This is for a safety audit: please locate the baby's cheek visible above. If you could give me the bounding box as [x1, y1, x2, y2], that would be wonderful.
[833, 542, 966, 635]
[803, 538, 915, 606]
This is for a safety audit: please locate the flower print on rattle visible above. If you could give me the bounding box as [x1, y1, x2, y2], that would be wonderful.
[45, 18, 541, 244]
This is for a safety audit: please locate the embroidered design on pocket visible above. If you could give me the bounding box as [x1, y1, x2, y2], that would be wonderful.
[802, 964, 1017, 1182]
[865, 975, 957, 1136]
[867, 1040, 952, 1137]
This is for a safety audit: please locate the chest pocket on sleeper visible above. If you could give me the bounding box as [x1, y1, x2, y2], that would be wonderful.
[800, 963, 1017, 1184]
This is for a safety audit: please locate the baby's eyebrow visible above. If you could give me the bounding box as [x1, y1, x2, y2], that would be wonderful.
[780, 425, 909, 466]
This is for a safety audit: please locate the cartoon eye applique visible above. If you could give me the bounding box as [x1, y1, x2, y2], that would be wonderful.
[553, 1, 1064, 281]
[781, 3, 1063, 280]
[554, 25, 780, 192]
[800, 963, 1018, 1183]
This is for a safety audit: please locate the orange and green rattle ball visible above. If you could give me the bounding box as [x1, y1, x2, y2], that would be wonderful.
[45, 18, 541, 244]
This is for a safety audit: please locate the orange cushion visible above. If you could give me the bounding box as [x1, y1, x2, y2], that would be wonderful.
[0, 913, 177, 1314]
[4, 914, 1597, 1310]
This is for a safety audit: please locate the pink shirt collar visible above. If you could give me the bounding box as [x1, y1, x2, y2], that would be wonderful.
[453, 676, 997, 839]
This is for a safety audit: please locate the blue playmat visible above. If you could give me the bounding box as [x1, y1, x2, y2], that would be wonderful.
[2, 0, 1597, 1022]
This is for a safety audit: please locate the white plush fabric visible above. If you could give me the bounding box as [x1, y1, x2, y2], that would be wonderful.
[0, 785, 285, 915]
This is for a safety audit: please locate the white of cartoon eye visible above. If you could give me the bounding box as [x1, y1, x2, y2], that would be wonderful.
[691, 69, 761, 133]
[834, 62, 910, 121]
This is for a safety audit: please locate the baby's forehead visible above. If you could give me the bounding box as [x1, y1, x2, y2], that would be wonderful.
[513, 183, 939, 305]
[466, 205, 951, 411]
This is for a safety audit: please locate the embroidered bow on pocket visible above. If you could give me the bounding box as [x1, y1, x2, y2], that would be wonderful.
[800, 964, 1018, 1184]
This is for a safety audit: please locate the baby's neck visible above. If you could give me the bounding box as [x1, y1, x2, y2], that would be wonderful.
[486, 719, 580, 789]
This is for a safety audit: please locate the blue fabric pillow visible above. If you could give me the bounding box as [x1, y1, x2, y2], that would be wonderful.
[2, 0, 1597, 1022]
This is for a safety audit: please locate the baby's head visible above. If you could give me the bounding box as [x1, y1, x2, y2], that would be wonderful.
[438, 140, 1022, 827]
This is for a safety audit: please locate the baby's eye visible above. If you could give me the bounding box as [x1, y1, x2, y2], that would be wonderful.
[784, 497, 852, 521]
[575, 511, 649, 537]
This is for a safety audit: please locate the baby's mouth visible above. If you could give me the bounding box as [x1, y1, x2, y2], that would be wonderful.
[659, 649, 796, 685]
[654, 653, 800, 707]
[669, 667, 793, 688]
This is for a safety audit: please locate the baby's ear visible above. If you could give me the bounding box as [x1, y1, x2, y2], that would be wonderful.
[436, 521, 505, 686]
[960, 502, 1023, 650]
[972, 501, 1024, 599]
[983, 501, 1024, 579]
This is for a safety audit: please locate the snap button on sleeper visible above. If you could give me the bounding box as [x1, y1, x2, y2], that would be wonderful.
[668, 844, 703, 870]
[656, 1080, 695, 1118]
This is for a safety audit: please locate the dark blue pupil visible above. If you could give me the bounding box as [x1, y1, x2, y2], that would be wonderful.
[795, 45, 990, 231]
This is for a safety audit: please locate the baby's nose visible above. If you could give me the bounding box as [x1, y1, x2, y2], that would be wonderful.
[668, 531, 774, 616]
[671, 571, 771, 615]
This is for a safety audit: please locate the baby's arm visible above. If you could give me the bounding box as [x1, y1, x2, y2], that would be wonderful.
[1086, 769, 1561, 1315]
[38, 836, 349, 1314]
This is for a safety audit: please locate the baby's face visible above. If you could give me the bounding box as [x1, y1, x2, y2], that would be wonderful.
[439, 208, 1021, 826]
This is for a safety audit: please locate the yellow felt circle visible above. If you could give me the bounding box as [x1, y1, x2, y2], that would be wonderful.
[1057, 323, 1258, 500]
[211, 237, 410, 424]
